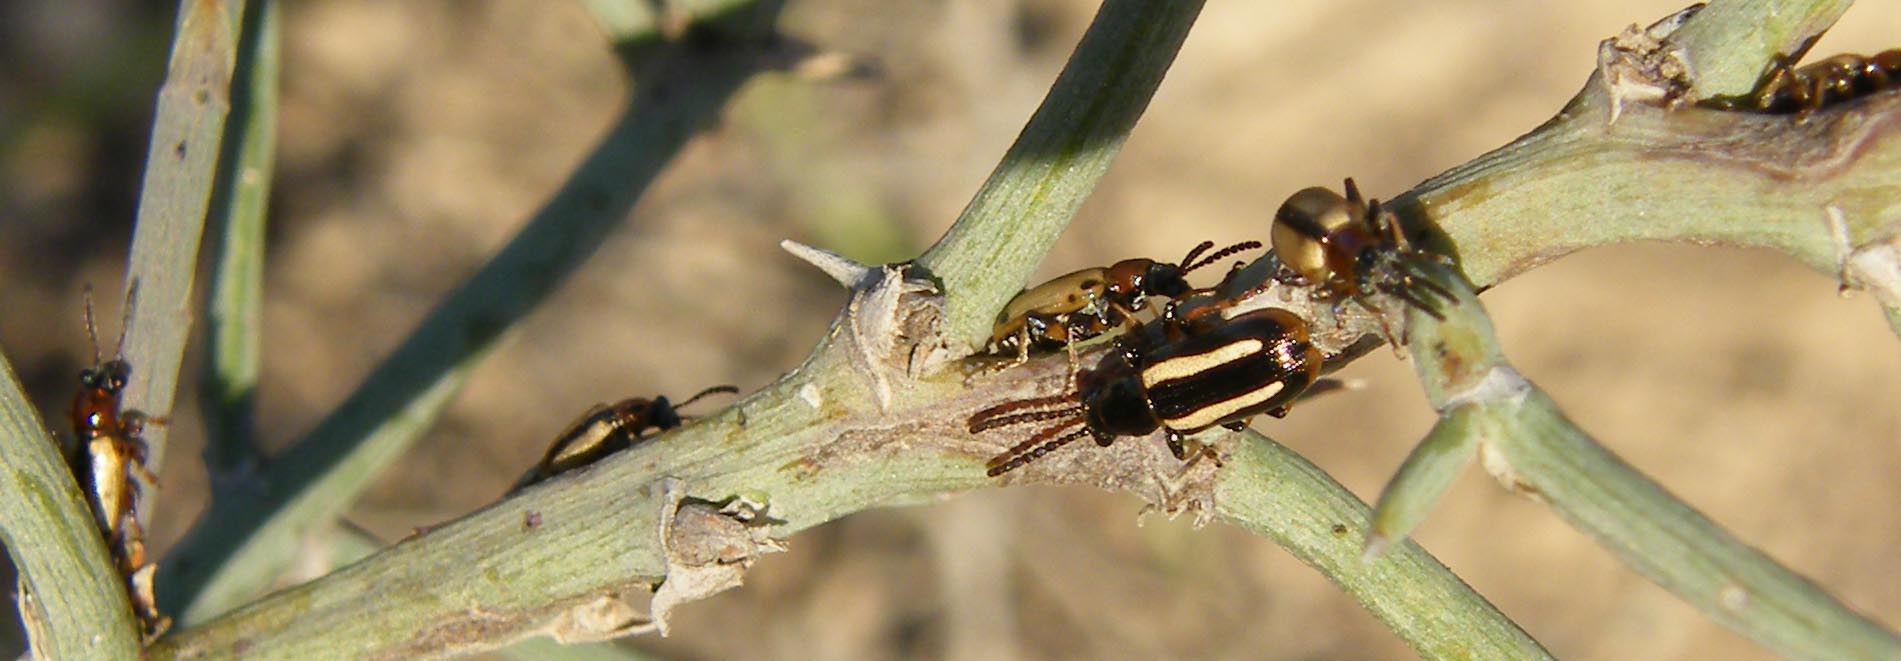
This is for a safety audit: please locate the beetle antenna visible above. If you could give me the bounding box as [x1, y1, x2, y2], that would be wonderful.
[986, 421, 1090, 476]
[675, 384, 740, 408]
[1176, 240, 1216, 272]
[967, 405, 1083, 433]
[1183, 240, 1263, 273]
[113, 279, 139, 360]
[82, 284, 102, 367]
[966, 393, 1080, 430]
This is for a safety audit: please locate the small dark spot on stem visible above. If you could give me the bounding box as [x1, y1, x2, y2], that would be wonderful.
[580, 187, 611, 212]
[193, 89, 210, 106]
[1510, 479, 1543, 499]
[174, 141, 188, 160]
[1331, 524, 1349, 536]
[523, 511, 542, 530]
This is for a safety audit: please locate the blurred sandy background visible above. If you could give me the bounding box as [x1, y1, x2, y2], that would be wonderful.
[3, 1, 1899, 658]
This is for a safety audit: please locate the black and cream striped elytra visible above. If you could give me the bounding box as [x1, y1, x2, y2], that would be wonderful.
[968, 308, 1322, 477]
[1140, 309, 1320, 431]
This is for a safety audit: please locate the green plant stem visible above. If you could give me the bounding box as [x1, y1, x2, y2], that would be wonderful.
[120, 0, 241, 473]
[149, 326, 1541, 658]
[200, 0, 277, 477]
[149, 2, 1535, 656]
[0, 353, 139, 657]
[1667, 0, 1852, 99]
[1500, 391, 1898, 657]
[148, 0, 1901, 657]
[157, 3, 785, 625]
[1385, 262, 1900, 658]
[1398, 0, 1896, 291]
[918, 0, 1207, 349]
[1215, 434, 1548, 659]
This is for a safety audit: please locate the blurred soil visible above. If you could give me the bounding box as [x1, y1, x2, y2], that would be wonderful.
[1, 1, 1897, 659]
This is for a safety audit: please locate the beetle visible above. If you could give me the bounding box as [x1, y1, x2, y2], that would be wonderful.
[1270, 179, 1454, 332]
[67, 284, 169, 640]
[512, 384, 740, 491]
[969, 307, 1324, 476]
[986, 239, 1263, 359]
[1702, 49, 1901, 116]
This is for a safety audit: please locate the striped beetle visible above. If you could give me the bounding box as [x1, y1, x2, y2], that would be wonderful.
[987, 240, 1262, 359]
[512, 385, 738, 491]
[1701, 49, 1901, 117]
[1270, 179, 1453, 337]
[969, 306, 1323, 476]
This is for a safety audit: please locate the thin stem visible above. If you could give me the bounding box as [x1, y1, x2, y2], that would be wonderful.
[919, 0, 1208, 348]
[200, 0, 278, 478]
[0, 353, 140, 656]
[157, 3, 788, 625]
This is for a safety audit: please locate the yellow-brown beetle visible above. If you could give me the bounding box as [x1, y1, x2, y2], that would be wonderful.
[513, 385, 739, 491]
[987, 240, 1262, 358]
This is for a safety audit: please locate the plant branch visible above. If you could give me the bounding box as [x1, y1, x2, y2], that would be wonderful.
[918, 0, 1207, 349]
[0, 353, 140, 656]
[145, 0, 1901, 657]
[120, 0, 240, 475]
[149, 254, 1543, 658]
[1370, 261, 1899, 657]
[200, 0, 277, 481]
[157, 2, 786, 625]
[1666, 0, 1851, 99]
[1395, 0, 1899, 295]
[149, 2, 1541, 656]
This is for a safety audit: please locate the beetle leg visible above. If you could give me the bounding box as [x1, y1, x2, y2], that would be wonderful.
[1063, 332, 1081, 390]
[119, 435, 161, 489]
[1350, 296, 1407, 355]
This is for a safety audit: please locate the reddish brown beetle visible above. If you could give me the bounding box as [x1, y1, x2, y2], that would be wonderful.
[68, 284, 168, 640]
